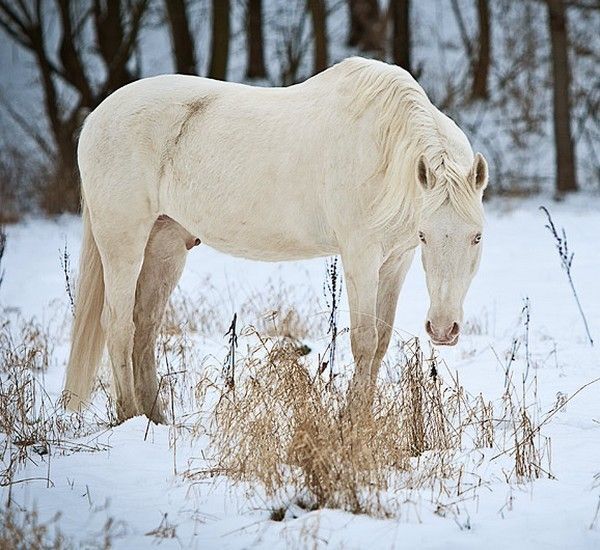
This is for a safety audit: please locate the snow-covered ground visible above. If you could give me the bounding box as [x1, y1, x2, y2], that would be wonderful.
[1, 195, 600, 549]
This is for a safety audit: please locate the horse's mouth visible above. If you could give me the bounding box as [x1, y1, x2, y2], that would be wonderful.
[431, 334, 459, 347]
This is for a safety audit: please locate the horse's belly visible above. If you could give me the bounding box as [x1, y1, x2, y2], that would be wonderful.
[202, 233, 336, 261]
[171, 198, 338, 262]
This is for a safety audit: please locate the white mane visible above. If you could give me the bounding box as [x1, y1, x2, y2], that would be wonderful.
[337, 57, 484, 233]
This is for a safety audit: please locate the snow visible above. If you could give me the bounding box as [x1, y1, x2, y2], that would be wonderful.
[1, 0, 599, 545]
[1, 195, 600, 548]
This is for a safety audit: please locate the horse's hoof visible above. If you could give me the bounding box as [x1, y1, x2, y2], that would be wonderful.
[145, 409, 167, 425]
[115, 399, 142, 425]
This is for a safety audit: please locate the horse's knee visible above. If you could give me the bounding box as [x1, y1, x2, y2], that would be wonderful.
[350, 325, 378, 367]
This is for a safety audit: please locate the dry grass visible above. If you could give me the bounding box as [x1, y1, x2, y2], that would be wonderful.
[0, 310, 110, 492]
[163, 274, 326, 344]
[207, 332, 407, 515]
[194, 330, 553, 518]
[0, 505, 70, 549]
[0, 501, 127, 550]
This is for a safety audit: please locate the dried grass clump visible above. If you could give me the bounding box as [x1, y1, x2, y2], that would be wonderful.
[397, 340, 455, 455]
[209, 333, 411, 515]
[0, 311, 108, 488]
[203, 330, 554, 518]
[208, 335, 493, 516]
[0, 313, 51, 374]
[162, 275, 325, 344]
[0, 505, 70, 550]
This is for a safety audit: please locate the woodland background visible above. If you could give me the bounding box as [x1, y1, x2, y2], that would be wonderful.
[0, 0, 598, 221]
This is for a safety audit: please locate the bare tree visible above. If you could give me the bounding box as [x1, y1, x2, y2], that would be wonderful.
[164, 0, 197, 74]
[450, 0, 491, 101]
[307, 0, 328, 74]
[209, 0, 230, 80]
[246, 0, 266, 79]
[0, 0, 149, 213]
[390, 0, 411, 72]
[471, 0, 491, 100]
[272, 3, 310, 86]
[546, 0, 578, 193]
[347, 0, 383, 54]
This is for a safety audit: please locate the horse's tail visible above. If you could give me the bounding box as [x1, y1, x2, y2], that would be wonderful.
[63, 200, 106, 410]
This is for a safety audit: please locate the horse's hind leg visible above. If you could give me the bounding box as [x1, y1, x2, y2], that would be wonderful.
[93, 213, 156, 422]
[133, 216, 199, 423]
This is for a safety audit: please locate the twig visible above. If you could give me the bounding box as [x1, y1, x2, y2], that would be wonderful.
[59, 238, 75, 315]
[143, 370, 185, 442]
[522, 297, 531, 382]
[0, 225, 6, 290]
[321, 257, 342, 380]
[539, 206, 594, 346]
[224, 313, 238, 391]
[590, 495, 600, 530]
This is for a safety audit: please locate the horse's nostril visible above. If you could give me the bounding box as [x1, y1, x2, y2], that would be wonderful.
[425, 320, 433, 335]
[449, 322, 460, 337]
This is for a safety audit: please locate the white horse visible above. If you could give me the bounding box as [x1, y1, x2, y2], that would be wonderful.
[64, 57, 488, 423]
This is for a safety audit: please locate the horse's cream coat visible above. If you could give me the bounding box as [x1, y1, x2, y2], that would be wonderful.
[64, 57, 488, 421]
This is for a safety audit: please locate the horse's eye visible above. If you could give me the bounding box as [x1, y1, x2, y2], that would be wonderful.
[419, 231, 426, 244]
[472, 233, 482, 245]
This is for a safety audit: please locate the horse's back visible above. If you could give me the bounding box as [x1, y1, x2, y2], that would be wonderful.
[77, 72, 349, 260]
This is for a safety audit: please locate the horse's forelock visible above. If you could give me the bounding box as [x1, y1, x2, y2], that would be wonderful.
[423, 159, 485, 227]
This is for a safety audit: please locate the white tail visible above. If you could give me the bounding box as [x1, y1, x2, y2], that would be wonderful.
[63, 202, 106, 410]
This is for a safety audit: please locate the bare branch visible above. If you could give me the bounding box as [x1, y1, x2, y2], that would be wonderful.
[0, 91, 54, 158]
[56, 0, 95, 107]
[449, 0, 474, 62]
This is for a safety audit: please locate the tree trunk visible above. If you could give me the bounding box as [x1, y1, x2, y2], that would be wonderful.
[208, 0, 230, 80]
[246, 0, 266, 79]
[347, 0, 383, 54]
[547, 0, 578, 193]
[93, 0, 135, 93]
[0, 0, 149, 213]
[165, 0, 197, 74]
[471, 0, 490, 100]
[308, 0, 328, 74]
[391, 0, 411, 73]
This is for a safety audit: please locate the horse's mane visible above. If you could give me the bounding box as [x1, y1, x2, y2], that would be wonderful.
[336, 57, 483, 233]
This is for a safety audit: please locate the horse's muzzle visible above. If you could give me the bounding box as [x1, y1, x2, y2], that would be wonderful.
[425, 320, 460, 346]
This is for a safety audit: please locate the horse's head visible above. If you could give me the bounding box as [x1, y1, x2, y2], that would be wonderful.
[416, 153, 488, 346]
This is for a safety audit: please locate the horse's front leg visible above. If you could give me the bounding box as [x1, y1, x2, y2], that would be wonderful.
[342, 244, 383, 414]
[372, 249, 416, 380]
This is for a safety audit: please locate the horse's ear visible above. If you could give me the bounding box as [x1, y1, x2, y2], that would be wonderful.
[471, 153, 488, 191]
[417, 155, 433, 190]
